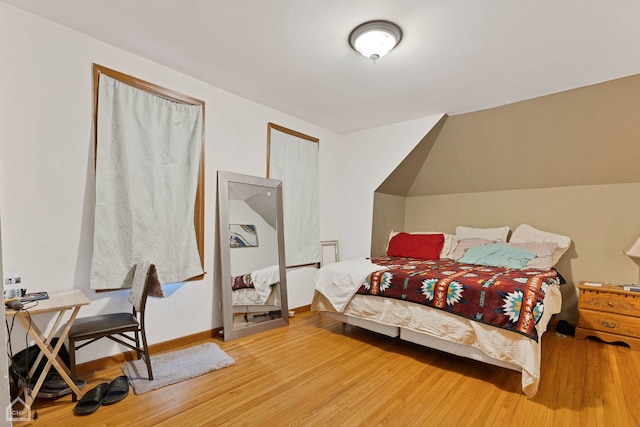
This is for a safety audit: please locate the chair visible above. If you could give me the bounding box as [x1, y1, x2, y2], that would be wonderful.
[69, 263, 158, 400]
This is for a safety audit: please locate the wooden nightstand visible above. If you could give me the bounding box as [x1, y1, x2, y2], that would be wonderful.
[575, 282, 640, 351]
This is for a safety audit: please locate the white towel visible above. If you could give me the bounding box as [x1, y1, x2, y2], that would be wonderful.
[313, 258, 387, 312]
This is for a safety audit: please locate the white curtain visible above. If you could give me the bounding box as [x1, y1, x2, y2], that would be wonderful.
[91, 75, 203, 289]
[269, 129, 320, 266]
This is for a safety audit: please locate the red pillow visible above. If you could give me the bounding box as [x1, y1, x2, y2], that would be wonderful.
[386, 233, 445, 260]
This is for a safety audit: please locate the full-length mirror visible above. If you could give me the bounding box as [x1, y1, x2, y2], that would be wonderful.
[217, 170, 288, 341]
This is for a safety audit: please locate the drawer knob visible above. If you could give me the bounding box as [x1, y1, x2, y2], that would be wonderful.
[599, 319, 618, 329]
[607, 302, 614, 307]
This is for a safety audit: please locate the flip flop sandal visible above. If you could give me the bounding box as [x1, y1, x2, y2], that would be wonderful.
[74, 382, 108, 415]
[102, 375, 130, 405]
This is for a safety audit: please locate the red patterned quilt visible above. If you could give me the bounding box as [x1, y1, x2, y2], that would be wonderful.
[357, 257, 561, 341]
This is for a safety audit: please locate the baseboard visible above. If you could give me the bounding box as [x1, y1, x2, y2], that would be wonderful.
[292, 304, 311, 314]
[76, 327, 223, 377]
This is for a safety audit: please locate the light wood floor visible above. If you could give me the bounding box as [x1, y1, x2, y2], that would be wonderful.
[13, 311, 640, 427]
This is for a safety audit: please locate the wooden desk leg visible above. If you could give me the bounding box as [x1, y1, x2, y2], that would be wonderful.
[46, 306, 83, 381]
[16, 306, 85, 410]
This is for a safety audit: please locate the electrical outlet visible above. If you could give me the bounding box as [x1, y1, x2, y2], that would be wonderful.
[4, 275, 21, 285]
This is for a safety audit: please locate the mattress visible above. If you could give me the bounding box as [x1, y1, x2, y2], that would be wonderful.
[311, 281, 562, 396]
[233, 283, 281, 308]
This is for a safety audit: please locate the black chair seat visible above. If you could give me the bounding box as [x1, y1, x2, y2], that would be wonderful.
[69, 313, 139, 339]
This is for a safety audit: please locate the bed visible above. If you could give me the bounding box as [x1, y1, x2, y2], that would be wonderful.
[232, 264, 281, 314]
[311, 224, 571, 396]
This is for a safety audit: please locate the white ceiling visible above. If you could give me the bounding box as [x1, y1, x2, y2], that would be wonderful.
[5, 0, 640, 134]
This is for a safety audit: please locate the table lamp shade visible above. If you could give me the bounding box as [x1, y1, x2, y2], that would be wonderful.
[624, 235, 640, 258]
[624, 235, 640, 285]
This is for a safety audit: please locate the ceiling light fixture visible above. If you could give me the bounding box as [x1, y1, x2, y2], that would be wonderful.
[349, 20, 403, 61]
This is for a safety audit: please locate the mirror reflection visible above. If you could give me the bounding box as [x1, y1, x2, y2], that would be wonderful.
[229, 181, 281, 325]
[217, 171, 288, 341]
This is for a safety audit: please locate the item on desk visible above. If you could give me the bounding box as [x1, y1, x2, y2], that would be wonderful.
[582, 282, 603, 287]
[3, 288, 26, 299]
[5, 298, 23, 310]
[623, 285, 640, 292]
[20, 291, 49, 302]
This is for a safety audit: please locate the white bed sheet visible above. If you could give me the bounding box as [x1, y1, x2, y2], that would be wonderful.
[233, 283, 281, 307]
[312, 283, 562, 397]
[313, 257, 386, 312]
[250, 265, 281, 303]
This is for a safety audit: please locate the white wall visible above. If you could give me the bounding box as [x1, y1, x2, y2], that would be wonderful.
[0, 3, 342, 363]
[0, 3, 445, 364]
[331, 115, 445, 261]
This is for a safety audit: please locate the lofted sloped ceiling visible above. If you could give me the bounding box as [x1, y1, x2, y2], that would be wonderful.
[376, 114, 448, 196]
[407, 73, 640, 196]
[229, 183, 277, 230]
[3, 0, 640, 134]
[374, 72, 640, 198]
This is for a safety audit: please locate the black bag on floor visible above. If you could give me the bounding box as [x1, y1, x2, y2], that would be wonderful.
[9, 337, 71, 390]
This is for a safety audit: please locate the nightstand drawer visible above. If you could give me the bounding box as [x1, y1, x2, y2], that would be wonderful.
[578, 290, 640, 317]
[578, 308, 640, 337]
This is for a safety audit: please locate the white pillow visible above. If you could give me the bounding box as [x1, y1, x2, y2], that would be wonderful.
[452, 238, 493, 260]
[386, 230, 458, 259]
[455, 226, 510, 242]
[509, 224, 571, 266]
[507, 241, 557, 269]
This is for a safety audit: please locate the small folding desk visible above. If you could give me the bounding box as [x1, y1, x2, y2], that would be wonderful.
[5, 290, 90, 411]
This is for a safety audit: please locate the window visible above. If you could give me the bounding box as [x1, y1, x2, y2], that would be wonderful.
[91, 64, 205, 288]
[267, 123, 320, 267]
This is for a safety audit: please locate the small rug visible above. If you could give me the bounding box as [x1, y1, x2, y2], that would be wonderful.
[122, 342, 235, 394]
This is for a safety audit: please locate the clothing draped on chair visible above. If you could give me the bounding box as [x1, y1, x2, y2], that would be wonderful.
[91, 74, 203, 290]
[127, 261, 164, 308]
